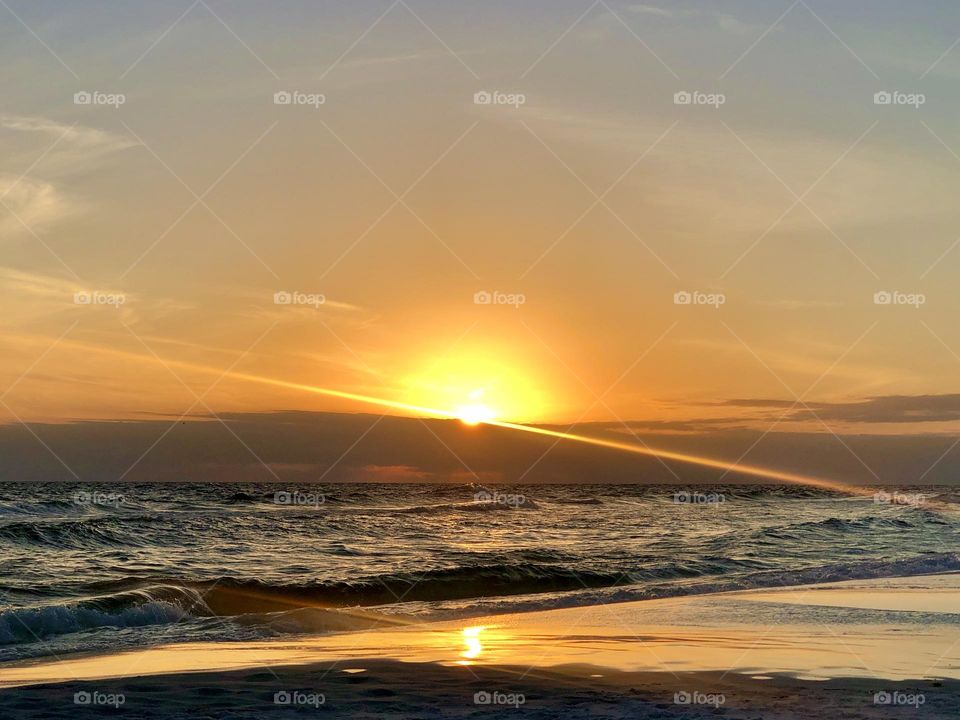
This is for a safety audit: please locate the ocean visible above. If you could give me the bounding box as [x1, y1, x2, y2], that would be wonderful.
[1, 482, 957, 663]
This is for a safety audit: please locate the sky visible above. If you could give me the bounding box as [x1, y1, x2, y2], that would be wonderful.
[2, 1, 960, 483]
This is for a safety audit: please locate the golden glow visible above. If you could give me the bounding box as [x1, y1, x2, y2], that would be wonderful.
[455, 390, 497, 425]
[400, 351, 548, 423]
[459, 625, 486, 663]
[52, 338, 866, 495]
[456, 404, 496, 425]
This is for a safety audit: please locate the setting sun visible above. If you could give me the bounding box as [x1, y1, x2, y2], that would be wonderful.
[399, 347, 555, 423]
[455, 402, 497, 426]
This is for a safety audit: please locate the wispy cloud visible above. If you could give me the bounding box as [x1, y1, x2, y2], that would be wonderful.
[626, 4, 686, 19]
[0, 174, 74, 236]
[1, 116, 137, 176]
[621, 4, 781, 35]
[1, 116, 137, 237]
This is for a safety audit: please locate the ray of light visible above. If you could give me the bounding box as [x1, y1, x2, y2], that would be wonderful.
[53, 338, 860, 494]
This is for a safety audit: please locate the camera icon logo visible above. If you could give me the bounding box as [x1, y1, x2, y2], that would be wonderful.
[274, 91, 292, 105]
[674, 91, 692, 105]
[474, 290, 492, 305]
[674, 690, 692, 704]
[873, 291, 892, 305]
[474, 691, 492, 705]
[74, 91, 92, 105]
[673, 291, 692, 305]
[873, 91, 892, 105]
[274, 491, 292, 505]
[73, 691, 92, 705]
[474, 91, 492, 105]
[273, 291, 293, 305]
[873, 691, 892, 705]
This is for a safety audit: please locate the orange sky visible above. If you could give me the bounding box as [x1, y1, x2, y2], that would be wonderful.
[2, 1, 960, 438]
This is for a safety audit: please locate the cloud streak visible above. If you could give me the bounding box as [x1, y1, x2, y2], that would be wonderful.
[720, 394, 960, 424]
[1, 116, 137, 237]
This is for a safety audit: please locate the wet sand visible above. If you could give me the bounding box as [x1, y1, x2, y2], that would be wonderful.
[1, 573, 957, 718]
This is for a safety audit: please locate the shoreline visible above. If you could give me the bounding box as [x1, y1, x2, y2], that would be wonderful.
[1, 573, 958, 717]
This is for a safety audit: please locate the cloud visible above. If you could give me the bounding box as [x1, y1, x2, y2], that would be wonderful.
[1, 116, 136, 156]
[1, 116, 137, 178]
[520, 99, 960, 258]
[549, 417, 752, 433]
[626, 4, 685, 18]
[0, 174, 75, 235]
[715, 14, 781, 36]
[0, 266, 79, 299]
[622, 4, 778, 34]
[3, 410, 960, 485]
[1, 116, 137, 237]
[720, 394, 960, 424]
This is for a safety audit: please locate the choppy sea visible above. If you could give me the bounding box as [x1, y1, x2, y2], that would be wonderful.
[0, 482, 957, 662]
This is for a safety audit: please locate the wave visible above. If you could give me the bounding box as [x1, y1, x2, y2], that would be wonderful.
[183, 563, 613, 614]
[0, 585, 400, 648]
[0, 516, 156, 548]
[405, 551, 960, 619]
[67, 551, 960, 622]
[395, 498, 540, 514]
[4, 551, 957, 648]
[0, 586, 206, 645]
[753, 514, 923, 541]
[0, 499, 78, 517]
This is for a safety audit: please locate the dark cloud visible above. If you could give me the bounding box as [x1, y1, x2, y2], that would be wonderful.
[719, 394, 960, 423]
[2, 410, 959, 486]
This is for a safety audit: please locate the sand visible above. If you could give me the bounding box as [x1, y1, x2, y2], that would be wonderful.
[1, 573, 958, 718]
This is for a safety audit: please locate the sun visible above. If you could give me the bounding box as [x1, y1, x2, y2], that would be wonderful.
[455, 402, 497, 426]
[454, 388, 497, 425]
[399, 346, 554, 424]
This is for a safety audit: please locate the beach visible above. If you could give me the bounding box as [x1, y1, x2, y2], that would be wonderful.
[2, 572, 957, 718]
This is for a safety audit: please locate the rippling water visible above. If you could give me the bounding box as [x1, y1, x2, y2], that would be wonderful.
[0, 482, 957, 662]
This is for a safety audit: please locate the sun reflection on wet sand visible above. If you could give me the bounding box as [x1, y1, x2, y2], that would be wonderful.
[2, 581, 959, 688]
[458, 625, 486, 664]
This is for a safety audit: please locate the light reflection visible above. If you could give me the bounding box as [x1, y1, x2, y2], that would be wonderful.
[459, 625, 486, 664]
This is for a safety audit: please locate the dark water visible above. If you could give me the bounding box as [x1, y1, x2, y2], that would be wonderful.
[0, 482, 957, 662]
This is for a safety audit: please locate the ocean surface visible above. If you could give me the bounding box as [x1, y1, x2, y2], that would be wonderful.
[0, 482, 957, 663]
